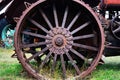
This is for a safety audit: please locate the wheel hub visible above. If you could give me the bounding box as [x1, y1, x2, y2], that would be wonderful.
[46, 27, 73, 54]
[55, 36, 64, 47]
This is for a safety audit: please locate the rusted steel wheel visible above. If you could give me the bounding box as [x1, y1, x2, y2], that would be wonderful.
[111, 15, 120, 40]
[14, 0, 104, 80]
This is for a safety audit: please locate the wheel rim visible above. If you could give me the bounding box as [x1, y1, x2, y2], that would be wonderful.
[111, 15, 120, 40]
[15, 0, 104, 79]
[1, 24, 15, 48]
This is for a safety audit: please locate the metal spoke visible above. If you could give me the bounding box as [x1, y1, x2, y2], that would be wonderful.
[22, 31, 51, 40]
[51, 54, 57, 73]
[27, 47, 50, 61]
[39, 52, 52, 69]
[60, 54, 66, 78]
[113, 26, 120, 33]
[67, 12, 80, 30]
[53, 5, 59, 27]
[39, 9, 53, 29]
[21, 42, 51, 48]
[68, 34, 95, 41]
[114, 21, 120, 25]
[70, 48, 87, 61]
[66, 52, 80, 74]
[23, 49, 37, 54]
[62, 6, 68, 28]
[70, 43, 98, 51]
[71, 21, 90, 34]
[28, 18, 49, 33]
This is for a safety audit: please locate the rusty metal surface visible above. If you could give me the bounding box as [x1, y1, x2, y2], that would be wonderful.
[14, 0, 105, 79]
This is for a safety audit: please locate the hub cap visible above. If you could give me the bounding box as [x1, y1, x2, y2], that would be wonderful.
[46, 27, 73, 54]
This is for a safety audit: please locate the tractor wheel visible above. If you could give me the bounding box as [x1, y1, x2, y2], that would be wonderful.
[14, 0, 104, 79]
[1, 24, 15, 48]
[110, 15, 120, 40]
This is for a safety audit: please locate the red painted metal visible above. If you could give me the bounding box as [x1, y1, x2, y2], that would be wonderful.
[103, 0, 120, 5]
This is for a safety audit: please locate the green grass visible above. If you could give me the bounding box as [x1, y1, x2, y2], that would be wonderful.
[0, 48, 120, 80]
[0, 48, 32, 80]
[91, 56, 120, 80]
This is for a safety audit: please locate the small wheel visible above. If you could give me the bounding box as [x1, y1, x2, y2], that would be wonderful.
[1, 24, 15, 48]
[14, 0, 104, 79]
[111, 15, 120, 40]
